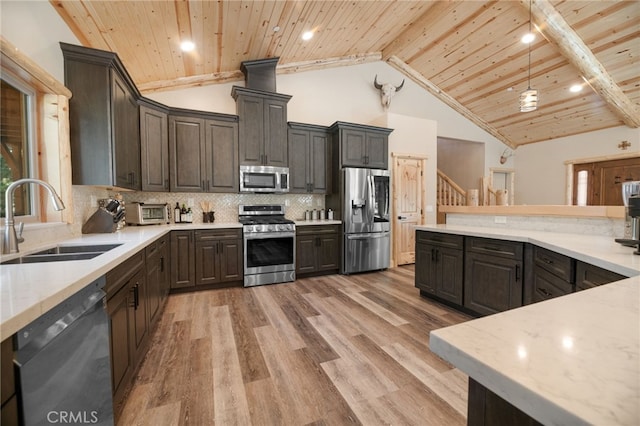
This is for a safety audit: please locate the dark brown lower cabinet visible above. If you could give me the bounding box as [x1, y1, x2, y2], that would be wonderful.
[194, 229, 243, 287]
[463, 238, 523, 316]
[414, 231, 464, 305]
[146, 235, 170, 325]
[106, 251, 148, 417]
[171, 229, 243, 291]
[296, 225, 340, 277]
[531, 266, 573, 303]
[575, 261, 626, 291]
[1, 337, 18, 426]
[170, 230, 196, 288]
[468, 378, 542, 426]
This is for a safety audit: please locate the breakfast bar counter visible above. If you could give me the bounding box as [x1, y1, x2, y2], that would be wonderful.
[419, 224, 640, 425]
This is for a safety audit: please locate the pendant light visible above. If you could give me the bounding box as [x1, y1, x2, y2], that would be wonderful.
[520, 0, 538, 112]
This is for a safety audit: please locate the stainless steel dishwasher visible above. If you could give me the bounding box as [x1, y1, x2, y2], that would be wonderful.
[14, 276, 114, 425]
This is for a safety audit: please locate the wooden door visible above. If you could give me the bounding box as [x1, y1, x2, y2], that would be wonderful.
[573, 157, 640, 205]
[392, 155, 426, 266]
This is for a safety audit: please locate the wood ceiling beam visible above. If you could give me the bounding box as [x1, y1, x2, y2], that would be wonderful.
[525, 0, 640, 128]
[386, 56, 516, 148]
[138, 52, 381, 94]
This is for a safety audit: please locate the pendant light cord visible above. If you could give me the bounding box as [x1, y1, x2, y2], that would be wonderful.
[527, 0, 532, 90]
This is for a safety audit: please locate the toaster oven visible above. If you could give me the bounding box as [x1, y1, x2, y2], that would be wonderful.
[126, 202, 168, 225]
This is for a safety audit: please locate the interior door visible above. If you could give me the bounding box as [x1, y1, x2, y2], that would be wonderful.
[573, 157, 640, 205]
[392, 155, 426, 266]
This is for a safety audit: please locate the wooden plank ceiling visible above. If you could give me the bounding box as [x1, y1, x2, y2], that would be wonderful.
[50, 0, 639, 147]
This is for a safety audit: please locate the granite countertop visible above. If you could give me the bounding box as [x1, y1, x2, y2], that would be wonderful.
[419, 224, 640, 425]
[0, 223, 241, 340]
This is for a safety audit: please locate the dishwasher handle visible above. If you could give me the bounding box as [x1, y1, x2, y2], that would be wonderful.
[15, 276, 106, 361]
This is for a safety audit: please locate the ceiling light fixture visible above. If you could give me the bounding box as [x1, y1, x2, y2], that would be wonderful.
[302, 31, 314, 41]
[569, 84, 583, 93]
[180, 40, 195, 52]
[521, 32, 535, 44]
[520, 0, 538, 113]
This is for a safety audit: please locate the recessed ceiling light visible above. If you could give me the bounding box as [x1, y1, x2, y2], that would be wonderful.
[569, 84, 583, 93]
[521, 32, 535, 44]
[180, 40, 195, 52]
[302, 31, 314, 41]
[273, 26, 281, 32]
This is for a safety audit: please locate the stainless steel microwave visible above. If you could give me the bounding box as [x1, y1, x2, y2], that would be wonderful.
[126, 202, 168, 225]
[239, 165, 289, 193]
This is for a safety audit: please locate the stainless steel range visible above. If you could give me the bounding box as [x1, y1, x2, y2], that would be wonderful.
[239, 204, 295, 287]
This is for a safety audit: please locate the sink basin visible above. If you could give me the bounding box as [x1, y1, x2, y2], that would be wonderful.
[1, 243, 122, 265]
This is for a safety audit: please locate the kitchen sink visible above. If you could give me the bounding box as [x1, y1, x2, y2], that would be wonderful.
[1, 243, 123, 265]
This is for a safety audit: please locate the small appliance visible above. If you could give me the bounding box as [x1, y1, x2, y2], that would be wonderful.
[126, 202, 169, 225]
[239, 165, 289, 193]
[622, 181, 640, 239]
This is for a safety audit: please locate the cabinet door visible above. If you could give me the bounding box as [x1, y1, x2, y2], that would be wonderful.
[575, 261, 625, 291]
[158, 236, 170, 302]
[288, 128, 311, 193]
[131, 269, 148, 357]
[204, 119, 239, 192]
[237, 95, 264, 165]
[145, 249, 161, 327]
[263, 99, 288, 167]
[107, 282, 134, 406]
[169, 116, 206, 192]
[170, 231, 195, 288]
[317, 232, 340, 271]
[464, 252, 523, 316]
[195, 240, 221, 286]
[140, 105, 169, 192]
[415, 242, 436, 295]
[531, 267, 572, 303]
[310, 131, 329, 193]
[435, 247, 464, 305]
[296, 234, 317, 274]
[365, 132, 388, 169]
[112, 72, 141, 189]
[341, 129, 367, 167]
[219, 239, 243, 282]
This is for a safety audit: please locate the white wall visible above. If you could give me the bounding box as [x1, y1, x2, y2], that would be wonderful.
[516, 126, 640, 205]
[1, 1, 80, 82]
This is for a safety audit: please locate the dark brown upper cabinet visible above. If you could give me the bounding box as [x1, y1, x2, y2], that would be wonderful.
[232, 86, 291, 167]
[330, 121, 392, 170]
[168, 109, 239, 193]
[288, 122, 331, 194]
[61, 42, 141, 190]
[139, 100, 169, 192]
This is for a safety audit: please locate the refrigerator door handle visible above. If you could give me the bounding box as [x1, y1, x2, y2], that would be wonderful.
[368, 174, 375, 222]
[346, 232, 390, 240]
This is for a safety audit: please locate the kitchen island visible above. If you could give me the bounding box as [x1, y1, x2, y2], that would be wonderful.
[419, 224, 639, 425]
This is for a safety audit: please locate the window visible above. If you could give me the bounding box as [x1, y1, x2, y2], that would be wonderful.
[576, 170, 588, 206]
[1, 76, 38, 220]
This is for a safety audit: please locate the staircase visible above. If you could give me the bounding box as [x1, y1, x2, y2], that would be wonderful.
[437, 170, 467, 223]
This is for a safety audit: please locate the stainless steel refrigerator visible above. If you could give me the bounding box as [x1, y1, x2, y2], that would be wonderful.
[338, 167, 391, 274]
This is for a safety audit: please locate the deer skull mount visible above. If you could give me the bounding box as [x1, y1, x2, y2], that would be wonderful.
[374, 75, 405, 110]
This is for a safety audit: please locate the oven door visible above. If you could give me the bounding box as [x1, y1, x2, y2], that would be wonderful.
[243, 231, 295, 276]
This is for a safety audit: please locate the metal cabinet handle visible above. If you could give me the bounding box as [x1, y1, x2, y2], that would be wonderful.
[165, 179, 169, 190]
[160, 257, 164, 272]
[538, 287, 552, 297]
[542, 257, 554, 265]
[516, 264, 521, 281]
[133, 283, 139, 309]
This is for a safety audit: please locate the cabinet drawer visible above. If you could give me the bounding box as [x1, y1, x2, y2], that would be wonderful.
[296, 225, 339, 236]
[534, 246, 574, 282]
[145, 239, 159, 259]
[416, 231, 464, 249]
[106, 250, 144, 297]
[195, 229, 242, 241]
[576, 261, 625, 291]
[532, 266, 573, 303]
[466, 237, 523, 260]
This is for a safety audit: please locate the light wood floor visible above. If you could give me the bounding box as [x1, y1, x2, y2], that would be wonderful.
[118, 266, 472, 425]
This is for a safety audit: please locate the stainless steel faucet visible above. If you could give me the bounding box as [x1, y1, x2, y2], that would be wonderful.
[3, 178, 65, 254]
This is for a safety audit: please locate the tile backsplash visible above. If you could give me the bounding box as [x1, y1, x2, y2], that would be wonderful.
[121, 191, 325, 223]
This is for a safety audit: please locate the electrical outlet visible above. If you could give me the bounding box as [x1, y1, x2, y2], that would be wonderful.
[90, 195, 97, 207]
[284, 199, 290, 206]
[494, 216, 507, 224]
[187, 198, 194, 207]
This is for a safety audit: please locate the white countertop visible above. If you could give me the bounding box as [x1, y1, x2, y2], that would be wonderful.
[420, 224, 640, 425]
[294, 219, 341, 226]
[0, 223, 241, 340]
